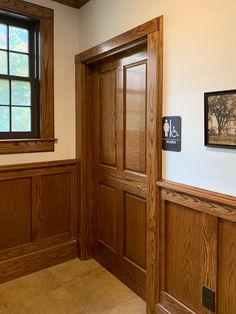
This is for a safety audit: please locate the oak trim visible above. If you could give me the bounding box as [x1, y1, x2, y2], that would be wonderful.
[146, 18, 163, 313]
[51, 0, 89, 9]
[0, 0, 54, 154]
[0, 158, 78, 172]
[75, 18, 160, 64]
[157, 180, 236, 212]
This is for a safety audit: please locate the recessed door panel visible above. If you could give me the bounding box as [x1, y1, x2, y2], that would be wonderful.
[125, 62, 146, 173]
[99, 70, 116, 167]
[0, 178, 31, 250]
[41, 173, 70, 238]
[124, 192, 146, 269]
[165, 202, 203, 312]
[99, 184, 117, 251]
[218, 220, 236, 314]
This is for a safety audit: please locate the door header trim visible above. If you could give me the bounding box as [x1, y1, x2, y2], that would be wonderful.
[75, 17, 161, 64]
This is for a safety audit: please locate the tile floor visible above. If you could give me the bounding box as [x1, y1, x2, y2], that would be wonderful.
[0, 259, 146, 314]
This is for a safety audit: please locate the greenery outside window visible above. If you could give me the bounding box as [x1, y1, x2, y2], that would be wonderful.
[0, 15, 39, 139]
[0, 0, 54, 154]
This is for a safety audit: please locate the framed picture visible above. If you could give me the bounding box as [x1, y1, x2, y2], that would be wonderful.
[204, 89, 236, 148]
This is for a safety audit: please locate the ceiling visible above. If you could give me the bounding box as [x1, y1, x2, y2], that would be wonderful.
[52, 0, 90, 9]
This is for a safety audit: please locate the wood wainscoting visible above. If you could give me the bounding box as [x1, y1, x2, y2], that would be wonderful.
[156, 180, 236, 314]
[0, 159, 78, 284]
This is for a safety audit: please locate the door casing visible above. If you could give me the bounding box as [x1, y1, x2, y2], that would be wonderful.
[75, 16, 163, 314]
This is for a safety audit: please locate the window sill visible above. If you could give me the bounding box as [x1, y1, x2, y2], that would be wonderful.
[0, 138, 57, 154]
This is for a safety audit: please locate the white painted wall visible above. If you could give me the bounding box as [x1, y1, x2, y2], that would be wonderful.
[0, 0, 79, 165]
[78, 0, 236, 196]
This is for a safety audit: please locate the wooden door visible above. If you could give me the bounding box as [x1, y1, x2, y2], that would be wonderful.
[92, 46, 148, 299]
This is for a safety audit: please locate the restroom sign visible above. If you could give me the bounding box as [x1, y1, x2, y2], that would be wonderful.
[162, 116, 181, 152]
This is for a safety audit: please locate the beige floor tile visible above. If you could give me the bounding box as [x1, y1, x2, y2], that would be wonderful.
[64, 269, 137, 314]
[0, 304, 31, 314]
[104, 298, 146, 314]
[0, 269, 61, 308]
[49, 259, 102, 284]
[0, 297, 6, 314]
[0, 259, 144, 314]
[26, 286, 83, 314]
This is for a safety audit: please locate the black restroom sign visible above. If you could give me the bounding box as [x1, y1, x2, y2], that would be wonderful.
[162, 116, 181, 152]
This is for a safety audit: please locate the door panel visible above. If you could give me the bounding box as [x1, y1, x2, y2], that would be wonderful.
[124, 192, 146, 269]
[125, 62, 146, 173]
[98, 184, 117, 252]
[99, 70, 116, 167]
[93, 46, 147, 299]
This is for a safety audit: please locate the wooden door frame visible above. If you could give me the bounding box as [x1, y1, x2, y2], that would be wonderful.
[75, 16, 163, 314]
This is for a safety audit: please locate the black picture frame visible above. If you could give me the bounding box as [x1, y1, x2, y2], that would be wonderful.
[204, 89, 236, 148]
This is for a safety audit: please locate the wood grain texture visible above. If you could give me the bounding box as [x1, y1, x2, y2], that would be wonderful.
[0, 159, 77, 173]
[0, 159, 78, 284]
[161, 188, 236, 223]
[75, 18, 160, 64]
[99, 70, 116, 166]
[164, 202, 202, 312]
[201, 214, 218, 314]
[0, 233, 74, 263]
[218, 219, 236, 314]
[99, 184, 117, 251]
[0, 178, 32, 251]
[158, 181, 236, 314]
[157, 292, 196, 314]
[32, 176, 42, 241]
[77, 64, 95, 259]
[146, 26, 163, 313]
[41, 173, 70, 238]
[0, 240, 77, 284]
[40, 13, 54, 140]
[124, 193, 146, 269]
[125, 62, 146, 173]
[0, 0, 51, 18]
[157, 179, 236, 209]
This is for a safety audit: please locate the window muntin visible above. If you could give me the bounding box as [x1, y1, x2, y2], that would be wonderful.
[0, 15, 39, 139]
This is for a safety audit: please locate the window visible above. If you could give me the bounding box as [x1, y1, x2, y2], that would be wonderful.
[0, 15, 39, 139]
[0, 0, 54, 154]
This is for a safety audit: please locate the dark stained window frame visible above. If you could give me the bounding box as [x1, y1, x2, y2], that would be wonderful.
[0, 0, 55, 154]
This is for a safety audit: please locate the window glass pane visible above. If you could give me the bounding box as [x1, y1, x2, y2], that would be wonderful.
[0, 51, 8, 75]
[0, 106, 10, 131]
[0, 23, 7, 50]
[9, 26, 29, 53]
[12, 81, 31, 106]
[9, 52, 29, 77]
[0, 79, 9, 105]
[12, 107, 31, 131]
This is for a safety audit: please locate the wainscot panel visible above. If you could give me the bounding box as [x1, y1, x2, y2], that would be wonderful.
[0, 159, 79, 284]
[156, 180, 236, 314]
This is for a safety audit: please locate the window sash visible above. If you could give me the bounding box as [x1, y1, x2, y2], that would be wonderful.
[0, 15, 39, 139]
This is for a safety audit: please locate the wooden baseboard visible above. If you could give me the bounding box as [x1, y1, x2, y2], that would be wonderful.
[0, 239, 77, 284]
